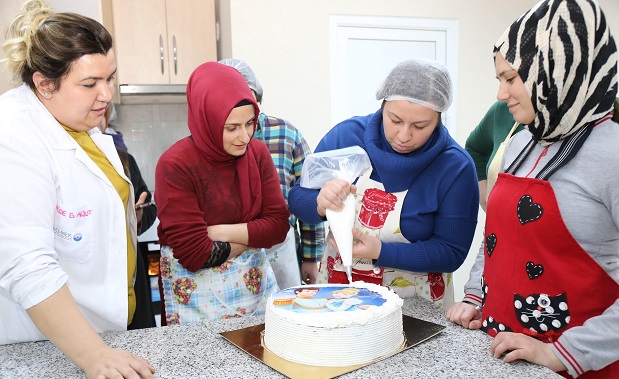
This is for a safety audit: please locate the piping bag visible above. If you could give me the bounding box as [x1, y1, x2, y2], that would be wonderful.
[300, 146, 371, 283]
[326, 192, 356, 282]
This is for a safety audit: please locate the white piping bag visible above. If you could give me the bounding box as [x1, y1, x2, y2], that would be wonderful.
[326, 192, 356, 283]
[300, 146, 372, 284]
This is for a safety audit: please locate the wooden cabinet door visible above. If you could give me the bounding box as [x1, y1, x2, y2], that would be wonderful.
[164, 0, 218, 84]
[110, 0, 169, 85]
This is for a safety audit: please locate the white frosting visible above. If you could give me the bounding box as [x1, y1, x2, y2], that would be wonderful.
[263, 282, 404, 367]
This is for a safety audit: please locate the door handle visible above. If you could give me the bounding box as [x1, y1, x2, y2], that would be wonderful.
[173, 35, 177, 75]
[159, 35, 165, 75]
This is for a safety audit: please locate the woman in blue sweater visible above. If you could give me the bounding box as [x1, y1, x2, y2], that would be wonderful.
[288, 59, 479, 308]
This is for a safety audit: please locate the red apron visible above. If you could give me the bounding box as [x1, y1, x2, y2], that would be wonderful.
[482, 172, 619, 378]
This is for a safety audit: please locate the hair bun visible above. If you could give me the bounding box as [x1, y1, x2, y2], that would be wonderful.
[2, 0, 55, 83]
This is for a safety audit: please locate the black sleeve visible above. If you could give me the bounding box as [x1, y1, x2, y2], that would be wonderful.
[203, 241, 231, 268]
[128, 153, 157, 235]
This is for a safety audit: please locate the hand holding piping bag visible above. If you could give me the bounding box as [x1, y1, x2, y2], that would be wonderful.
[300, 146, 371, 284]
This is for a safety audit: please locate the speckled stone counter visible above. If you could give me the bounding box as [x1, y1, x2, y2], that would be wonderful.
[0, 297, 562, 379]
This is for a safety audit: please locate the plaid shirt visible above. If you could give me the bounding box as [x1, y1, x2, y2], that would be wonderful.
[254, 113, 325, 261]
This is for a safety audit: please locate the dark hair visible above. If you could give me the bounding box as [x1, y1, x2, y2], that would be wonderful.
[234, 99, 253, 108]
[2, 0, 113, 90]
[294, 287, 319, 294]
[252, 90, 262, 104]
[380, 99, 442, 121]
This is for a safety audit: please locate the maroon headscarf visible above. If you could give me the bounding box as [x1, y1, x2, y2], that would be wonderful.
[186, 62, 261, 221]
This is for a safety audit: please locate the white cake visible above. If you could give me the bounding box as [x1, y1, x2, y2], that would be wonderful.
[263, 282, 404, 367]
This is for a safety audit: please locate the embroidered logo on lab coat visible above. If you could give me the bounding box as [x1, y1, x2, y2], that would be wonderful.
[53, 227, 83, 242]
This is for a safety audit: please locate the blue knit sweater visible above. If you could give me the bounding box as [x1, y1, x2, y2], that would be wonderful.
[288, 109, 479, 273]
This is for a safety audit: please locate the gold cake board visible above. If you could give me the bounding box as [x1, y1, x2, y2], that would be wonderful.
[220, 315, 445, 379]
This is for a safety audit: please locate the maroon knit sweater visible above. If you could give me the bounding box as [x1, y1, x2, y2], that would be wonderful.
[155, 137, 290, 272]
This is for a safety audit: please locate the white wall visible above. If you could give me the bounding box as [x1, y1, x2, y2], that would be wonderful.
[220, 0, 619, 301]
[0, 0, 103, 94]
[45, 0, 101, 20]
[0, 0, 25, 94]
[222, 0, 534, 148]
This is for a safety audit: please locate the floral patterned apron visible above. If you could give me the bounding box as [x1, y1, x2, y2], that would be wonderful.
[160, 246, 278, 324]
[317, 171, 454, 308]
[265, 227, 301, 290]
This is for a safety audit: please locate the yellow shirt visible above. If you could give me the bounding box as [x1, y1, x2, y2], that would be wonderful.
[63, 126, 136, 324]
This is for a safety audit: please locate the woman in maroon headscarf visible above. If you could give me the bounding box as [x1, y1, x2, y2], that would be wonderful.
[155, 62, 290, 323]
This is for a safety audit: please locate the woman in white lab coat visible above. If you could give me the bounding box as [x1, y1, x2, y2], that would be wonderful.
[0, 1, 154, 378]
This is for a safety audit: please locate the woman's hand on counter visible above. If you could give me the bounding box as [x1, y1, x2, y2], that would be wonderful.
[490, 332, 567, 372]
[446, 301, 482, 329]
[25, 285, 155, 379]
[83, 346, 155, 379]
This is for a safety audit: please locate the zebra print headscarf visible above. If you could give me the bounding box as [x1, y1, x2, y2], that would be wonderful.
[494, 0, 618, 145]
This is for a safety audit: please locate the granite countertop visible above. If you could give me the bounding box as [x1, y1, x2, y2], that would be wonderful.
[0, 297, 562, 379]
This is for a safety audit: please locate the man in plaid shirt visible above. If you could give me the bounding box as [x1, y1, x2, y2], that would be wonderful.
[220, 59, 325, 286]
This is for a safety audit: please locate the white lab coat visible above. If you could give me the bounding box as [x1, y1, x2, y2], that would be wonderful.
[0, 84, 137, 345]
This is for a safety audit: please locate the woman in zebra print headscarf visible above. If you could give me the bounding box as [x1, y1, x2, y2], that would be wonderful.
[494, 0, 617, 145]
[448, 1, 619, 378]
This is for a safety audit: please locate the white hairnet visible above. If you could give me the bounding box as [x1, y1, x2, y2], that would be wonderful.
[376, 59, 452, 112]
[218, 58, 264, 102]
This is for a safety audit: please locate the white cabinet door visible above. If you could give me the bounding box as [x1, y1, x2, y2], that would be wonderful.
[165, 0, 217, 84]
[109, 0, 169, 85]
[105, 0, 217, 86]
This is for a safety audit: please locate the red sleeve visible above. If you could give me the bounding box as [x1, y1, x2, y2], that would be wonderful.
[155, 143, 212, 272]
[246, 142, 290, 248]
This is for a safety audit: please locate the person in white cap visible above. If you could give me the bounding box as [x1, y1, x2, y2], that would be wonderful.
[289, 58, 479, 309]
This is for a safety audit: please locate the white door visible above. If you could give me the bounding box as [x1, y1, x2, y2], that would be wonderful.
[331, 16, 459, 135]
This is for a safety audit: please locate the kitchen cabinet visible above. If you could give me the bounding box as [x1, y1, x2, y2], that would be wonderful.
[101, 0, 217, 98]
